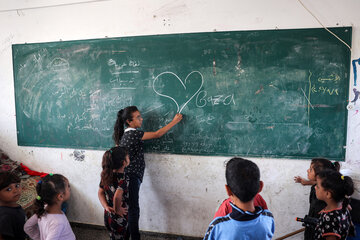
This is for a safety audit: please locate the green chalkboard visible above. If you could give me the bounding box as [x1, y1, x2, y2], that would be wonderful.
[12, 27, 351, 160]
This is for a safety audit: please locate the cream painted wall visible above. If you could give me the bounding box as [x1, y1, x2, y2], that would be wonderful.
[1, 0, 360, 238]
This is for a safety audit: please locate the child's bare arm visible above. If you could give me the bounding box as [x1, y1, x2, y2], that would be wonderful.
[114, 188, 128, 217]
[294, 176, 316, 186]
[98, 188, 114, 213]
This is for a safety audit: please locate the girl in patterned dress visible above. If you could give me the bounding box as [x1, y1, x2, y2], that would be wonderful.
[98, 146, 130, 240]
[294, 158, 340, 240]
[314, 169, 355, 240]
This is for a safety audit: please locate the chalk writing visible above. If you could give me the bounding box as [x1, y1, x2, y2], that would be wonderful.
[196, 90, 235, 108]
[107, 58, 140, 86]
[307, 70, 313, 127]
[301, 88, 314, 109]
[179, 133, 221, 154]
[311, 84, 339, 95]
[318, 74, 340, 83]
[196, 114, 216, 125]
[47, 58, 69, 71]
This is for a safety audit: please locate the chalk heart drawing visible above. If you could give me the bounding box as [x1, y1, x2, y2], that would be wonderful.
[153, 71, 204, 113]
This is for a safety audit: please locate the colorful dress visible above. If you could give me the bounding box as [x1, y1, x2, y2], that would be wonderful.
[305, 185, 327, 240]
[100, 172, 129, 240]
[314, 207, 352, 240]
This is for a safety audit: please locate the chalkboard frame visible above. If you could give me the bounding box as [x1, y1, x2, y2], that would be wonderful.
[12, 27, 351, 160]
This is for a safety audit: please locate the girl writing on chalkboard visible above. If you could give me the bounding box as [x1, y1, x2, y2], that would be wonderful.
[98, 146, 130, 240]
[113, 106, 182, 240]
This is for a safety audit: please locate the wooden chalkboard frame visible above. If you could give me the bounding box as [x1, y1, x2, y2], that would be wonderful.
[12, 27, 351, 160]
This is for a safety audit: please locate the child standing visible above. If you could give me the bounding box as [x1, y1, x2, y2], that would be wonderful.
[203, 157, 274, 240]
[113, 106, 182, 240]
[294, 158, 340, 240]
[0, 171, 26, 240]
[24, 173, 75, 240]
[314, 169, 354, 240]
[98, 146, 130, 240]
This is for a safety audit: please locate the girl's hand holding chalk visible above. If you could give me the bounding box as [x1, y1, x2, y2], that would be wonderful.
[172, 113, 183, 124]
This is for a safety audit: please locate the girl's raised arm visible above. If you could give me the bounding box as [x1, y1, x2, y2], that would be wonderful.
[142, 113, 183, 140]
[294, 176, 316, 186]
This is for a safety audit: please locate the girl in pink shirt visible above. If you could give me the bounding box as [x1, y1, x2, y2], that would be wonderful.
[24, 174, 75, 240]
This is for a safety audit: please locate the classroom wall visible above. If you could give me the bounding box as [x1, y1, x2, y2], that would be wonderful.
[1, 0, 360, 238]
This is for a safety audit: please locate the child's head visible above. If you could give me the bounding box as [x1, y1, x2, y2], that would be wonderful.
[225, 157, 262, 203]
[113, 106, 139, 145]
[0, 171, 21, 206]
[101, 146, 129, 186]
[308, 158, 340, 181]
[35, 174, 70, 217]
[316, 169, 354, 208]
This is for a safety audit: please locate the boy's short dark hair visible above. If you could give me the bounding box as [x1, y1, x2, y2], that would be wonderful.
[226, 157, 260, 202]
[0, 171, 21, 191]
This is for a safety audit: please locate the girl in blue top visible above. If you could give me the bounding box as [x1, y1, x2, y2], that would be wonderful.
[113, 106, 182, 240]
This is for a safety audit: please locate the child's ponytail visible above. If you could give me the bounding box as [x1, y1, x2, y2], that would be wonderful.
[112, 106, 139, 145]
[35, 180, 46, 217]
[113, 109, 125, 146]
[34, 174, 67, 218]
[341, 175, 355, 210]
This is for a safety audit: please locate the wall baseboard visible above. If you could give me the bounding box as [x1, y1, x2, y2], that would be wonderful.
[70, 222, 202, 240]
